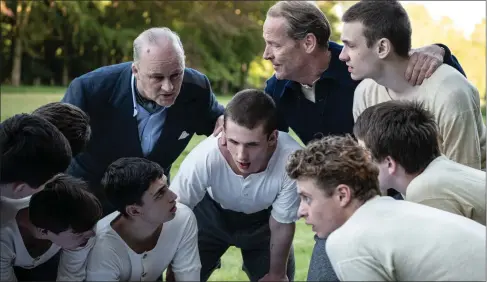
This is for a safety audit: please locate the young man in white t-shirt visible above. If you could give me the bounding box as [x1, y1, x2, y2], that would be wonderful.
[339, 1, 486, 170]
[286, 135, 486, 281]
[170, 89, 302, 282]
[1, 173, 102, 281]
[86, 157, 200, 281]
[354, 100, 486, 225]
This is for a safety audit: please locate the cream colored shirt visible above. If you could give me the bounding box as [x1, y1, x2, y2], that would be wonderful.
[353, 64, 486, 170]
[86, 203, 201, 281]
[407, 155, 485, 225]
[326, 196, 486, 281]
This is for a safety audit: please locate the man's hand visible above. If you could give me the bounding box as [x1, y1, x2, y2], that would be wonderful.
[165, 265, 175, 282]
[405, 44, 445, 86]
[212, 115, 227, 146]
[212, 115, 224, 136]
[259, 273, 289, 282]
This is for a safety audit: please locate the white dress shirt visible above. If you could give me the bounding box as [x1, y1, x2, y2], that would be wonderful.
[170, 131, 302, 224]
[86, 203, 201, 281]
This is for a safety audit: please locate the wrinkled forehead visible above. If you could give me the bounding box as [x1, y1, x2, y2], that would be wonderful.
[138, 43, 184, 74]
[263, 16, 291, 40]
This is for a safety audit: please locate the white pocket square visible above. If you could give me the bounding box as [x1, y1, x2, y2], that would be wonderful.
[178, 131, 190, 140]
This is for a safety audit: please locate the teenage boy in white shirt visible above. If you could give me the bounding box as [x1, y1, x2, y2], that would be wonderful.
[170, 89, 302, 282]
[86, 157, 201, 281]
[1, 173, 102, 281]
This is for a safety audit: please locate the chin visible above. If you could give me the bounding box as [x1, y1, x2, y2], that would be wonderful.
[350, 73, 363, 81]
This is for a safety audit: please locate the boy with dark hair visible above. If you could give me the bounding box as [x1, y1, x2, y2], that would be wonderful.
[32, 102, 91, 157]
[354, 100, 485, 225]
[287, 135, 485, 281]
[86, 157, 200, 281]
[171, 89, 301, 282]
[340, 0, 486, 170]
[0, 114, 72, 200]
[0, 173, 102, 281]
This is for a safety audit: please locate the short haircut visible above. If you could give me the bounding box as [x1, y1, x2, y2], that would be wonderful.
[32, 102, 91, 157]
[342, 0, 411, 58]
[286, 135, 380, 201]
[0, 114, 72, 188]
[29, 173, 102, 234]
[101, 157, 164, 216]
[223, 89, 278, 136]
[353, 100, 441, 174]
[133, 27, 185, 62]
[267, 1, 331, 49]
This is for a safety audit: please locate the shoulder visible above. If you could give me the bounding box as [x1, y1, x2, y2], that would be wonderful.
[73, 62, 132, 86]
[277, 132, 303, 153]
[355, 78, 380, 95]
[264, 75, 291, 101]
[168, 203, 198, 234]
[182, 68, 211, 90]
[183, 135, 220, 164]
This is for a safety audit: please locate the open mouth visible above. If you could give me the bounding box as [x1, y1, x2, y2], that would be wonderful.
[237, 161, 250, 170]
[170, 204, 177, 213]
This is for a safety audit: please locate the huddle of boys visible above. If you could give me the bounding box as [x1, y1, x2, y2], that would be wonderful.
[1, 1, 485, 281]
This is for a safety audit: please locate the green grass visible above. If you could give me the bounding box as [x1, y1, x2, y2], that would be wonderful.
[1, 87, 314, 281]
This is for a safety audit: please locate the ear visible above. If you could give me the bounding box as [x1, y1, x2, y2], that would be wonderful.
[302, 33, 317, 53]
[334, 184, 352, 207]
[377, 38, 391, 59]
[385, 156, 398, 175]
[125, 204, 141, 217]
[37, 228, 49, 239]
[131, 62, 139, 79]
[267, 130, 278, 146]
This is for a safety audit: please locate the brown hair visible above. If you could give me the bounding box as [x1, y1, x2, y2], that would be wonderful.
[224, 89, 278, 136]
[353, 100, 441, 174]
[286, 135, 380, 201]
[267, 1, 331, 49]
[342, 0, 411, 58]
[33, 102, 91, 157]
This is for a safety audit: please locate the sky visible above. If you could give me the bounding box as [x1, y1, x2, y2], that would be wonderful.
[401, 1, 486, 38]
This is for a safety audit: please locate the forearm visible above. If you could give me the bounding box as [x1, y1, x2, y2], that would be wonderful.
[269, 216, 295, 276]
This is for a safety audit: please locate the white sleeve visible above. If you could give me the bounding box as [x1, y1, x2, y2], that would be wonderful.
[85, 241, 123, 281]
[170, 139, 212, 209]
[0, 242, 17, 282]
[271, 172, 300, 224]
[171, 209, 201, 281]
[334, 256, 392, 281]
[56, 236, 95, 281]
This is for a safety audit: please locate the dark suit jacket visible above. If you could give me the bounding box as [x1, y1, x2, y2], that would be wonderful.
[62, 62, 224, 211]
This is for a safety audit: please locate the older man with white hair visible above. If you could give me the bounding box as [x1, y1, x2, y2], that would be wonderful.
[62, 27, 225, 216]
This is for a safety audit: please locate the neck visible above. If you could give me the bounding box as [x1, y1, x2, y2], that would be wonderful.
[396, 171, 421, 195]
[112, 215, 162, 250]
[374, 56, 413, 94]
[295, 49, 331, 86]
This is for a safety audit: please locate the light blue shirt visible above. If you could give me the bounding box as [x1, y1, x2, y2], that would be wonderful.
[135, 104, 167, 156]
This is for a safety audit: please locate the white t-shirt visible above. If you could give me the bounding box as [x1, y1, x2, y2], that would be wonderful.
[0, 196, 94, 281]
[85, 203, 201, 281]
[326, 196, 486, 281]
[170, 131, 302, 223]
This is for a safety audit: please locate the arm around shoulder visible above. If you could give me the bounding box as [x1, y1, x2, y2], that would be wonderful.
[196, 74, 224, 136]
[435, 43, 466, 77]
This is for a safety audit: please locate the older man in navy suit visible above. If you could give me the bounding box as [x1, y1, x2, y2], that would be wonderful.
[62, 27, 224, 215]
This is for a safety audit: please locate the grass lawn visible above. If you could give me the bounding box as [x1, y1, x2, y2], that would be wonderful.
[1, 87, 313, 281]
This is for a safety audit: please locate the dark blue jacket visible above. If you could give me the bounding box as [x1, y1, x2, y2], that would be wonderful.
[62, 62, 224, 195]
[265, 42, 466, 145]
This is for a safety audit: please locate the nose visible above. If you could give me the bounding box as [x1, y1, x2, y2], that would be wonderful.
[161, 78, 174, 92]
[237, 145, 249, 161]
[263, 45, 272, 60]
[338, 47, 349, 62]
[298, 202, 308, 218]
[169, 189, 178, 202]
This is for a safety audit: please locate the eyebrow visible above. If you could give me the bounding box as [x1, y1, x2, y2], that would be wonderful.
[153, 184, 167, 199]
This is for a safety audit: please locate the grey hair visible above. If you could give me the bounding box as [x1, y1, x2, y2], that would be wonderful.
[132, 27, 185, 62]
[267, 1, 331, 49]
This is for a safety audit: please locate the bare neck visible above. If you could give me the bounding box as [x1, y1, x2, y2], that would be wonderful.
[295, 49, 331, 86]
[112, 215, 162, 253]
[374, 57, 414, 95]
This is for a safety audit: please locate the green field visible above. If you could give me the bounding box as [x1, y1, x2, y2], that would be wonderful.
[0, 86, 314, 281]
